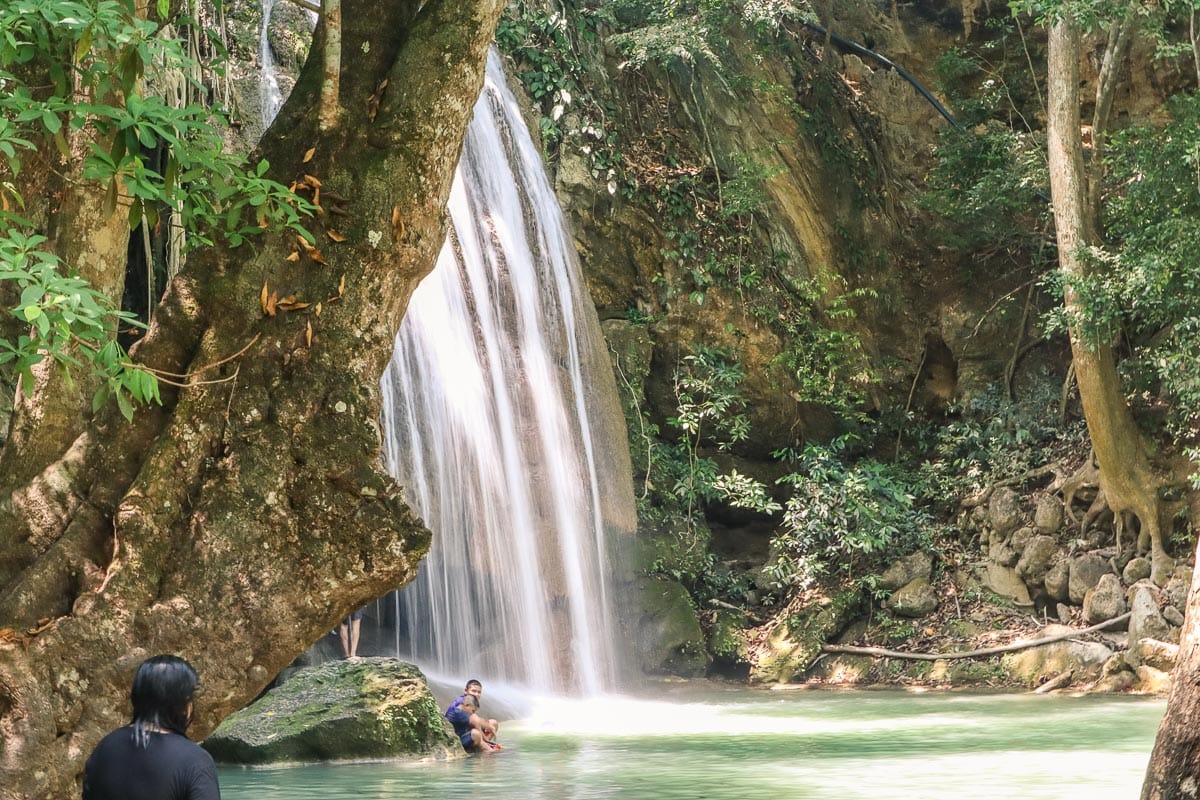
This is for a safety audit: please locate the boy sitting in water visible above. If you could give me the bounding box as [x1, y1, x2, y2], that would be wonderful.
[447, 679, 500, 746]
[445, 695, 499, 752]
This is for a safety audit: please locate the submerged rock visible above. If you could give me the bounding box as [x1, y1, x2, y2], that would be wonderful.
[203, 659, 460, 764]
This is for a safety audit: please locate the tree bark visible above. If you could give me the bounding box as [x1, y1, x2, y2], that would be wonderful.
[1045, 15, 1166, 570]
[0, 1, 502, 797]
[1142, 503, 1200, 798]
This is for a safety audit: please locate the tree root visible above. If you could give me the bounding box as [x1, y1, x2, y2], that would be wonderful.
[822, 612, 1130, 661]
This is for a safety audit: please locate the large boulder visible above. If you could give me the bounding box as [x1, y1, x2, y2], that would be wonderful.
[1128, 584, 1176, 645]
[1016, 536, 1059, 590]
[1068, 553, 1111, 605]
[1033, 496, 1063, 534]
[988, 488, 1022, 537]
[1000, 626, 1112, 686]
[1083, 574, 1128, 625]
[1044, 559, 1070, 602]
[879, 551, 933, 591]
[631, 575, 710, 677]
[1128, 639, 1180, 672]
[202, 659, 460, 764]
[889, 577, 938, 618]
[983, 563, 1033, 607]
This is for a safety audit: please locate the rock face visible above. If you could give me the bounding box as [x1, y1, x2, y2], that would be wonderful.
[203, 659, 460, 764]
[631, 576, 711, 676]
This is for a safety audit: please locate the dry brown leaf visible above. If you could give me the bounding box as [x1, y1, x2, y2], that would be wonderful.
[391, 206, 401, 227]
[338, 274, 345, 296]
[296, 234, 314, 252]
[286, 250, 301, 263]
[266, 291, 278, 317]
[305, 319, 313, 347]
[304, 173, 322, 188]
[315, 302, 323, 317]
[279, 294, 297, 305]
[260, 282, 269, 314]
[279, 300, 310, 311]
[302, 146, 316, 164]
[310, 249, 328, 265]
[313, 186, 321, 208]
[288, 180, 299, 192]
[257, 213, 268, 229]
[326, 230, 346, 242]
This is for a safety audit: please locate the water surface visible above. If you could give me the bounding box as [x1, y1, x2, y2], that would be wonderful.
[219, 687, 1163, 799]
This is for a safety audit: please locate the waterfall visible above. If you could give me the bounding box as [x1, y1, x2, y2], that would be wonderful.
[258, 0, 283, 124]
[379, 49, 634, 696]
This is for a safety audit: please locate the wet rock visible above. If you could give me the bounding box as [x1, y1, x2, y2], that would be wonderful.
[879, 551, 933, 591]
[1068, 554, 1111, 605]
[1044, 560, 1070, 603]
[983, 563, 1032, 606]
[1122, 557, 1151, 585]
[1000, 626, 1112, 687]
[1016, 536, 1059, 589]
[1034, 496, 1063, 534]
[889, 577, 938, 618]
[1083, 574, 1128, 625]
[1093, 669, 1138, 693]
[633, 576, 711, 677]
[988, 488, 1022, 538]
[1128, 639, 1179, 672]
[1134, 665, 1172, 694]
[202, 659, 459, 764]
[1128, 584, 1175, 645]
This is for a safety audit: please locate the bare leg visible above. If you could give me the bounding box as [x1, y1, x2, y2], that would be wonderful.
[338, 622, 351, 658]
[349, 617, 361, 658]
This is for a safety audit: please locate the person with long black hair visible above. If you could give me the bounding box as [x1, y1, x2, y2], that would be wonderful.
[82, 655, 220, 800]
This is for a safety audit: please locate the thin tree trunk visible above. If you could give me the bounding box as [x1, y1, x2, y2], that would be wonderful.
[1045, 15, 1165, 572]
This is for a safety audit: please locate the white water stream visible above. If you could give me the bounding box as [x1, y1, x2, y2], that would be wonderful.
[378, 49, 632, 696]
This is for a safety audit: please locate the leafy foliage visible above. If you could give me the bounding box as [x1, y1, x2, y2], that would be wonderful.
[768, 436, 931, 588]
[0, 0, 313, 418]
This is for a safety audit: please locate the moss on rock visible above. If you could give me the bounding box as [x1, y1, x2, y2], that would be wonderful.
[202, 658, 460, 764]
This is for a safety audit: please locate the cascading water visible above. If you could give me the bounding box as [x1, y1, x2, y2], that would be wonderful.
[258, 0, 284, 123]
[379, 48, 635, 696]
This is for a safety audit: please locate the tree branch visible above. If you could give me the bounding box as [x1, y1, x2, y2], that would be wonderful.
[823, 613, 1130, 661]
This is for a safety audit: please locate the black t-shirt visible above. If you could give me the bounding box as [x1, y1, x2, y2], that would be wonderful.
[83, 726, 220, 800]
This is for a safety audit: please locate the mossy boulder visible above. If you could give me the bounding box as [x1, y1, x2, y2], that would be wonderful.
[202, 659, 460, 764]
[632, 575, 710, 676]
[750, 586, 865, 684]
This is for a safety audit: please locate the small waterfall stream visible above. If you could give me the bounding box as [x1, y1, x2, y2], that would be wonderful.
[379, 49, 634, 696]
[258, 0, 284, 123]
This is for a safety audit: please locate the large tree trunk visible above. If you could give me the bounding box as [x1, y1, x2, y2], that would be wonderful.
[1143, 508, 1200, 798]
[1045, 15, 1167, 571]
[0, 2, 503, 797]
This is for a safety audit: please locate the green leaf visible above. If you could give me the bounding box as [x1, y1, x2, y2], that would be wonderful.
[41, 109, 61, 134]
[103, 179, 118, 218]
[115, 389, 133, 422]
[22, 304, 41, 322]
[157, 0, 170, 18]
[75, 26, 93, 63]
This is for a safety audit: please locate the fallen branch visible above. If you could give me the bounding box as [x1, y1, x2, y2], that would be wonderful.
[1032, 669, 1074, 693]
[822, 612, 1131, 662]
